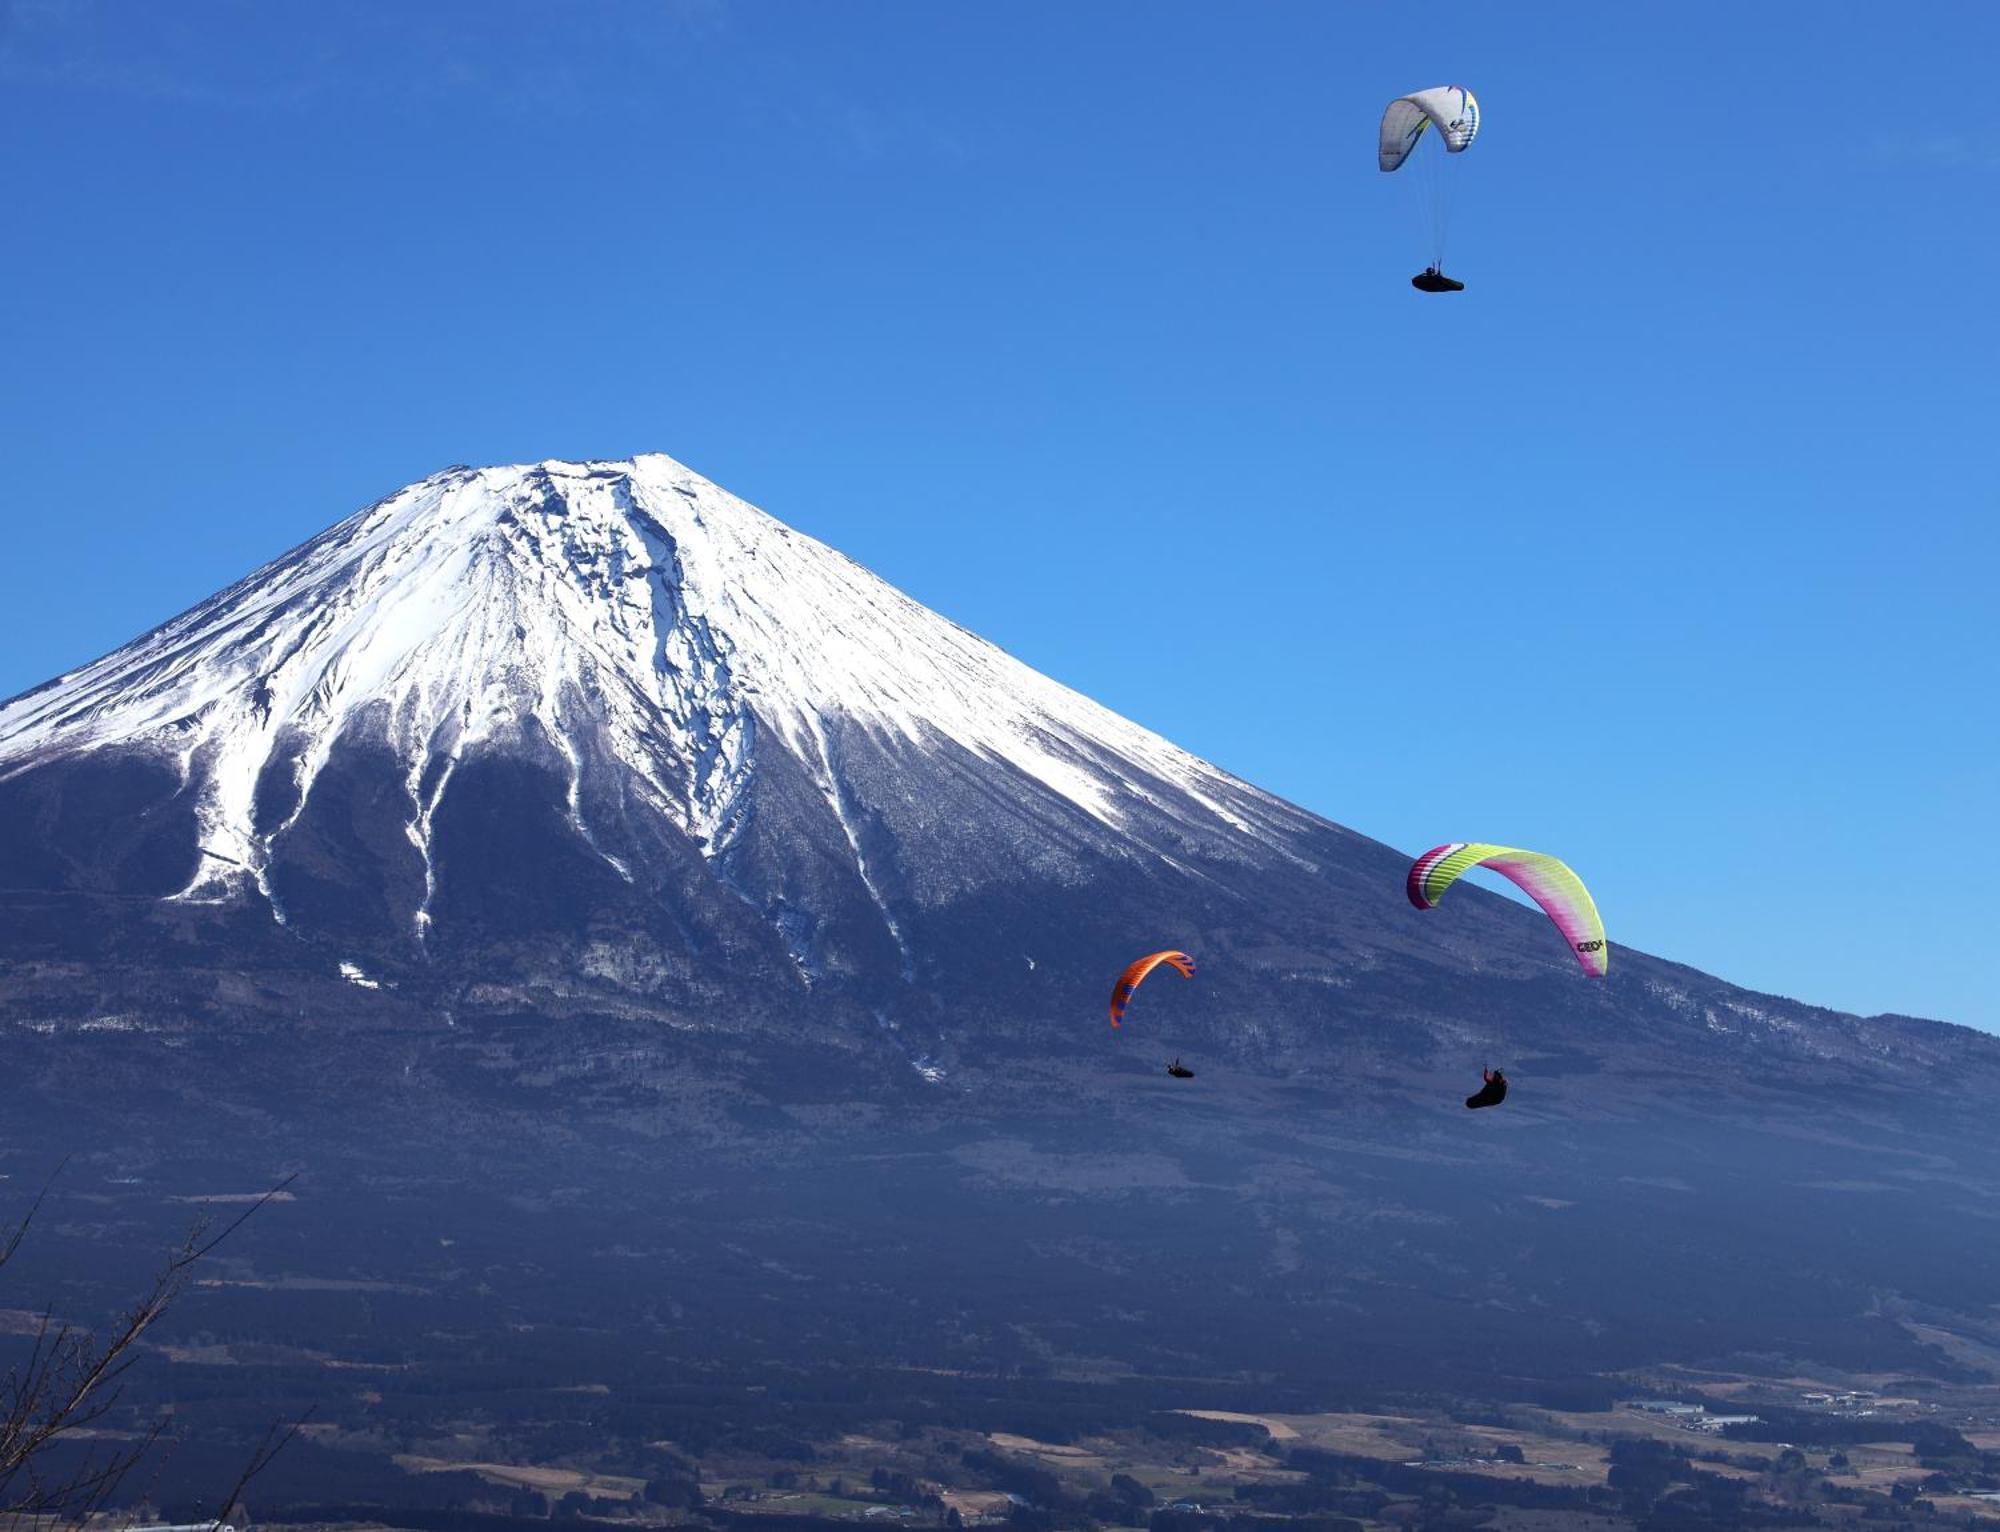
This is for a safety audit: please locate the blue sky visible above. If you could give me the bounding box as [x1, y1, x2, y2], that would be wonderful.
[3, 1, 1995, 1027]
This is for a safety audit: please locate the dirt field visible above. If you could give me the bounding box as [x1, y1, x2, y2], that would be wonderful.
[1221, 1410, 1608, 1487]
[1174, 1410, 1302, 1441]
[987, 1432, 1109, 1470]
[393, 1455, 646, 1500]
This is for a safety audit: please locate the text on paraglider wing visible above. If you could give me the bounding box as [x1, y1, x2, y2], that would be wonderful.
[1575, 940, 1605, 953]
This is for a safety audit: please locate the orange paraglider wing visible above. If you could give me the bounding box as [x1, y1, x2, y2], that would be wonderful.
[1108, 950, 1196, 1028]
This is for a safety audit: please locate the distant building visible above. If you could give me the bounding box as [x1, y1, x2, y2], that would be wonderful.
[1626, 1401, 1758, 1432]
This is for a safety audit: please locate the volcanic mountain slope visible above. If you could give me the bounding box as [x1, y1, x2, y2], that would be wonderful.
[0, 455, 1367, 1036]
[3, 454, 1999, 1407]
[0, 454, 1966, 1072]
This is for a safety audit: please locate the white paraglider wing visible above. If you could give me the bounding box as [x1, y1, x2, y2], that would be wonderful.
[1379, 86, 1480, 172]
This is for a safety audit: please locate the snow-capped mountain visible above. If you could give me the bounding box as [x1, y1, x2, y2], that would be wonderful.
[8, 453, 2000, 1416]
[0, 454, 1973, 1079]
[2, 455, 1296, 907]
[2, 457, 1365, 1011]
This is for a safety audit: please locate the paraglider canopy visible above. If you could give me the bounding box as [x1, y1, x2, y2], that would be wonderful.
[1407, 843, 1608, 978]
[1379, 86, 1481, 172]
[1109, 950, 1196, 1029]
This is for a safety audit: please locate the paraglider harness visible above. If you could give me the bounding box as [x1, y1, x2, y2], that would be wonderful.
[1465, 1068, 1506, 1109]
[1412, 266, 1466, 293]
[1166, 1059, 1195, 1079]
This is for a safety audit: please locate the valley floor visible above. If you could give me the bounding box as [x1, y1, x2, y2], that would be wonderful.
[57, 1370, 2000, 1532]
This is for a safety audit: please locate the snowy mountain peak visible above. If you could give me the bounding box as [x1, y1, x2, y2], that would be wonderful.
[0, 455, 1299, 922]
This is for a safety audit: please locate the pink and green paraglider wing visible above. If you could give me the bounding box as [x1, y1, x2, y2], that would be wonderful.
[1407, 842, 1607, 977]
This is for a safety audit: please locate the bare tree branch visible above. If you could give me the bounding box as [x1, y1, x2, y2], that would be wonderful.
[213, 1406, 314, 1527]
[0, 1168, 299, 1522]
[0, 1158, 70, 1277]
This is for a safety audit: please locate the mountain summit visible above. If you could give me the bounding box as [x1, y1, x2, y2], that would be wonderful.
[2, 455, 1290, 903]
[0, 456, 1339, 1012]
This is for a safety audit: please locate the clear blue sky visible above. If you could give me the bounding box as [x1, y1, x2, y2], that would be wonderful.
[3, 2, 1995, 1027]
